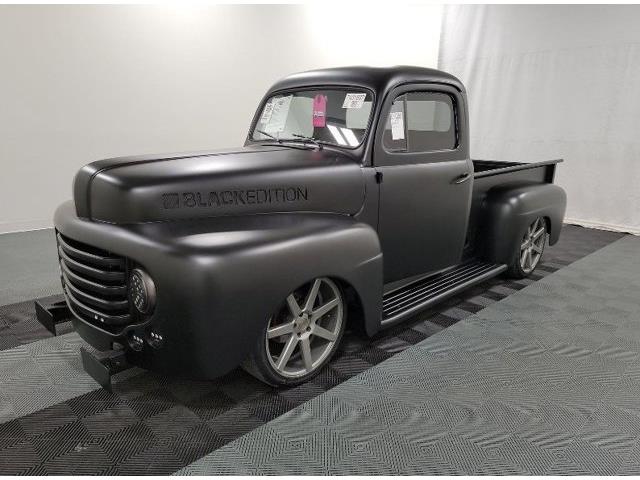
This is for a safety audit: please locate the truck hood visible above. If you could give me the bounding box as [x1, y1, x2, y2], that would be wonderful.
[73, 145, 365, 224]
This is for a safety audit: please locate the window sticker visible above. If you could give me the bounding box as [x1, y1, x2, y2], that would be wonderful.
[260, 100, 275, 124]
[390, 111, 405, 140]
[264, 95, 293, 133]
[342, 93, 367, 109]
[312, 94, 327, 128]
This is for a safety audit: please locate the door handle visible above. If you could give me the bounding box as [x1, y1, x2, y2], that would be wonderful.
[452, 172, 471, 184]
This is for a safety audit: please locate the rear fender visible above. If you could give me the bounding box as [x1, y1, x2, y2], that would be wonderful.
[479, 183, 567, 264]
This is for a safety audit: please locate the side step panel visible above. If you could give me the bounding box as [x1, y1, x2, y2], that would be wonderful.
[381, 260, 507, 327]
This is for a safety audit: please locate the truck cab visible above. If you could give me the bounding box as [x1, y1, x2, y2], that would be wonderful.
[248, 69, 473, 284]
[53, 66, 566, 387]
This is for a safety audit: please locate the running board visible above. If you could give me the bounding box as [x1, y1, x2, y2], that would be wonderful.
[381, 260, 507, 327]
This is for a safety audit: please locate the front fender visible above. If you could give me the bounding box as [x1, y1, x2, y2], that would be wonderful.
[479, 182, 567, 265]
[172, 211, 384, 370]
[55, 202, 383, 379]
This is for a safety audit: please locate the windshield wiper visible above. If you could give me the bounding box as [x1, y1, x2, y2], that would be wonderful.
[256, 129, 282, 143]
[291, 133, 323, 150]
[255, 130, 322, 150]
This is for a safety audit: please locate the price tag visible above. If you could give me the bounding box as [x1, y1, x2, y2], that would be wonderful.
[390, 111, 405, 140]
[313, 94, 327, 127]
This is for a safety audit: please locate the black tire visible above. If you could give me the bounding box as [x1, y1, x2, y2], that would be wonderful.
[242, 277, 346, 387]
[506, 217, 547, 279]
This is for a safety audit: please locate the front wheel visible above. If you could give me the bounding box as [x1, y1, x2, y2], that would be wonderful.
[242, 277, 346, 386]
[506, 217, 547, 278]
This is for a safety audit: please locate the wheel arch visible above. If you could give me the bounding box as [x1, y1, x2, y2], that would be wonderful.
[332, 276, 368, 337]
[214, 213, 385, 364]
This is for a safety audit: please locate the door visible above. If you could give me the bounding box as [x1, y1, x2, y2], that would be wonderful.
[374, 85, 473, 283]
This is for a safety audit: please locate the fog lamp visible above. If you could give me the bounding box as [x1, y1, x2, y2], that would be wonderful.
[130, 268, 156, 314]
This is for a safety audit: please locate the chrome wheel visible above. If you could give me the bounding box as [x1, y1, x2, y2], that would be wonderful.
[266, 277, 343, 379]
[520, 218, 546, 274]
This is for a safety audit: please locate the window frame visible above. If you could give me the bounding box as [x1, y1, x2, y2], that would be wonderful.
[375, 83, 463, 167]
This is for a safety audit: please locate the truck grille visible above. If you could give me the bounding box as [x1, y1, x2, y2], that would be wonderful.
[56, 233, 132, 328]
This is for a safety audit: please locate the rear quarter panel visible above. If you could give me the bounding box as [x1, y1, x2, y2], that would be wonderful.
[473, 179, 567, 264]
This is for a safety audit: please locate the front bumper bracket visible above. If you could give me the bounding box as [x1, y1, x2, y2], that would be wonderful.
[34, 296, 134, 391]
[80, 347, 132, 391]
[34, 296, 73, 336]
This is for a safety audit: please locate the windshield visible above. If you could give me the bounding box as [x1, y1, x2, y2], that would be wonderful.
[251, 89, 373, 148]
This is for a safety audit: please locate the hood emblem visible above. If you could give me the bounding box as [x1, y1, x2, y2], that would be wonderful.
[162, 187, 308, 210]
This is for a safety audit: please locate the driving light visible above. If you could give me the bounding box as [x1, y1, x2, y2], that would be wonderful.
[130, 268, 156, 314]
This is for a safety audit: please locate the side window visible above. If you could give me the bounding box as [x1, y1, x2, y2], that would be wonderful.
[406, 92, 456, 151]
[382, 91, 457, 153]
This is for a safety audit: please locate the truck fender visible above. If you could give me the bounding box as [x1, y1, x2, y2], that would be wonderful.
[168, 212, 384, 376]
[479, 182, 567, 265]
[229, 215, 384, 340]
[54, 205, 384, 379]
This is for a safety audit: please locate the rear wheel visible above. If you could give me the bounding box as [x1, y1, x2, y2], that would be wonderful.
[507, 217, 547, 278]
[243, 277, 346, 386]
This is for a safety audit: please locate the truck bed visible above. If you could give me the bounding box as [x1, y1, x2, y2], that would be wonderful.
[464, 158, 564, 259]
[473, 159, 562, 178]
[470, 159, 563, 220]
[471, 159, 563, 217]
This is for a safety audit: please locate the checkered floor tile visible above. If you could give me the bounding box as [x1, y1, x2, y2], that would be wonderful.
[0, 224, 626, 474]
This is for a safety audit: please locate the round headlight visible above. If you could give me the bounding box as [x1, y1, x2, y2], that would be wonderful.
[130, 268, 156, 314]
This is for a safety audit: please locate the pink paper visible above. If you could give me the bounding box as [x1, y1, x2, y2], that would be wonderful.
[312, 94, 327, 128]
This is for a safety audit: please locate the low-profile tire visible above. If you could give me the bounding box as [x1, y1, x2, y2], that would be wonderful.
[506, 217, 547, 279]
[242, 277, 346, 387]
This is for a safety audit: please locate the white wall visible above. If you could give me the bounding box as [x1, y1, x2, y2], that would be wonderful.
[0, 4, 442, 234]
[439, 5, 640, 234]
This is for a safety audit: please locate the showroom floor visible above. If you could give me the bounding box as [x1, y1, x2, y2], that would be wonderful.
[1, 225, 638, 474]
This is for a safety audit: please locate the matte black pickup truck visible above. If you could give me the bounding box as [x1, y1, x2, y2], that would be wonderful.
[52, 66, 566, 386]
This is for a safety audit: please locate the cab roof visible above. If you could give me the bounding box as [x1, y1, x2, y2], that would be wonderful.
[266, 66, 465, 99]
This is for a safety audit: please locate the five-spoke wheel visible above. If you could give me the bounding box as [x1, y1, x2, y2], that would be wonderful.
[243, 277, 345, 385]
